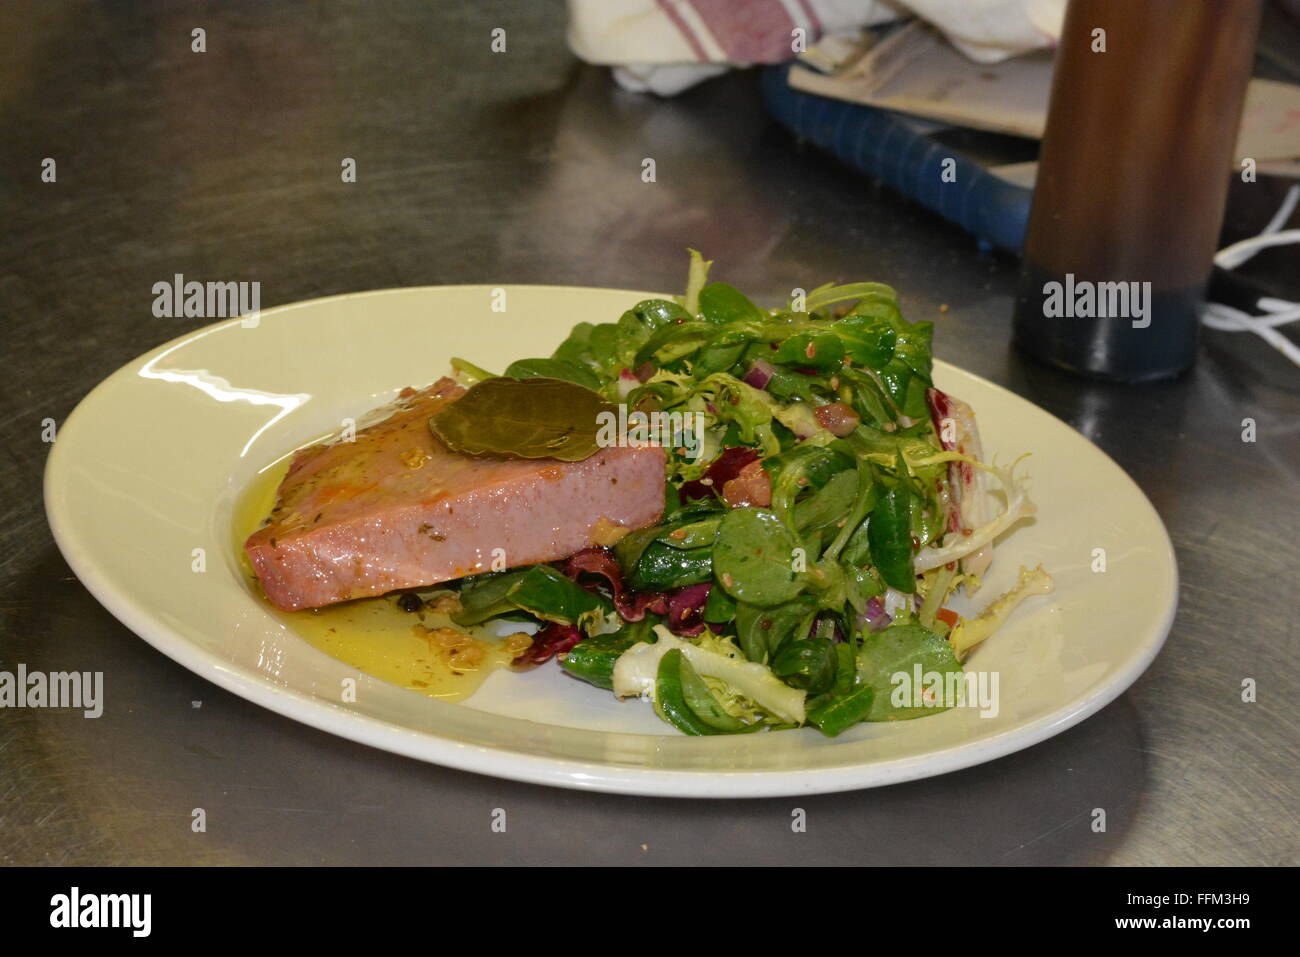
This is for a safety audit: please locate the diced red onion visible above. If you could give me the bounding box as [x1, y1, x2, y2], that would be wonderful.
[743, 359, 775, 390]
[862, 595, 892, 633]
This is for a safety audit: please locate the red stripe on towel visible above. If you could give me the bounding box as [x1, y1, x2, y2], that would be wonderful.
[655, 0, 711, 61]
[793, 0, 823, 36]
[687, 0, 795, 63]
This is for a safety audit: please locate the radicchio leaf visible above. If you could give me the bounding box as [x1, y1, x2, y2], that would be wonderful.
[511, 622, 584, 670]
[561, 547, 667, 622]
[665, 583, 711, 636]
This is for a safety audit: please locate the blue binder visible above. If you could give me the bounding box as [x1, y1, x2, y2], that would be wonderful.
[760, 63, 1033, 254]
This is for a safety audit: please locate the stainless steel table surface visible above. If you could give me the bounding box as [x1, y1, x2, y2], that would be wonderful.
[2, 1, 1297, 866]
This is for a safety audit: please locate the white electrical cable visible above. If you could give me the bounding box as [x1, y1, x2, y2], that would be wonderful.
[1202, 185, 1300, 368]
[1202, 306, 1300, 330]
[1263, 184, 1300, 235]
[1214, 228, 1300, 270]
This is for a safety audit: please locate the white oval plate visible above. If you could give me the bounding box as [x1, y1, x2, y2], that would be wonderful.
[45, 286, 1177, 797]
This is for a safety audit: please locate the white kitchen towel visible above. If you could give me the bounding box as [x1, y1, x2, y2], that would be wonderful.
[568, 0, 1066, 94]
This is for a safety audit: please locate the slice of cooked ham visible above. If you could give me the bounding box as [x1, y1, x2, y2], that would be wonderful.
[245, 377, 665, 611]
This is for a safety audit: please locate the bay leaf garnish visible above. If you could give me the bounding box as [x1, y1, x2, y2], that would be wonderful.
[429, 376, 616, 462]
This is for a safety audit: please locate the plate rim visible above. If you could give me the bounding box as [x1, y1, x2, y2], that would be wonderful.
[44, 284, 1179, 798]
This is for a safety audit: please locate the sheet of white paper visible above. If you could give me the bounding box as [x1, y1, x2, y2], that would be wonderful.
[793, 22, 1300, 165]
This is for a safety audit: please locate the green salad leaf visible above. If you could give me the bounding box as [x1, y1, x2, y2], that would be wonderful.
[713, 508, 806, 607]
[427, 251, 1041, 740]
[502, 357, 601, 390]
[855, 622, 964, 721]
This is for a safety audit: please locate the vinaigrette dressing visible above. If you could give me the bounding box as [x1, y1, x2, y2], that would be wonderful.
[233, 452, 529, 701]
